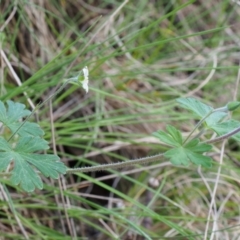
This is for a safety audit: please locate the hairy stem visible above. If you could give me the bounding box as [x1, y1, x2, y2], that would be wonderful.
[67, 153, 164, 173]
[205, 126, 240, 144]
[67, 124, 240, 174]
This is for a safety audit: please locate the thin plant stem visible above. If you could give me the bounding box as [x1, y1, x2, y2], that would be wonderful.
[205, 126, 240, 144]
[67, 109, 240, 174]
[67, 153, 164, 173]
[183, 107, 227, 145]
[183, 109, 214, 145]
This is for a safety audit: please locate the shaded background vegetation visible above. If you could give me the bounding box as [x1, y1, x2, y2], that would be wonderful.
[1, 0, 240, 239]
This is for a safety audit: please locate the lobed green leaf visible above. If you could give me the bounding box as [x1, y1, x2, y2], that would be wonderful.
[166, 125, 183, 145]
[24, 154, 66, 179]
[10, 153, 43, 192]
[210, 120, 240, 141]
[15, 136, 50, 152]
[177, 97, 226, 127]
[0, 136, 67, 192]
[164, 146, 212, 168]
[153, 125, 183, 147]
[154, 123, 212, 168]
[0, 100, 44, 137]
[185, 139, 212, 153]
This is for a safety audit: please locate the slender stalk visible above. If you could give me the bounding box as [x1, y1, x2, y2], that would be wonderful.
[183, 106, 227, 145]
[67, 110, 240, 174]
[183, 109, 214, 145]
[67, 153, 164, 173]
[205, 126, 240, 144]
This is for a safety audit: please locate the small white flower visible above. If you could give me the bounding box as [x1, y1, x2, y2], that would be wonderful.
[81, 66, 89, 93]
[64, 66, 89, 93]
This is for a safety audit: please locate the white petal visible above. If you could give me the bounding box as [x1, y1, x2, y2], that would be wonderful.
[81, 79, 89, 93]
[81, 66, 89, 93]
[83, 66, 89, 80]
